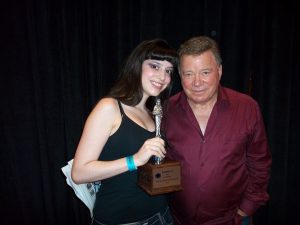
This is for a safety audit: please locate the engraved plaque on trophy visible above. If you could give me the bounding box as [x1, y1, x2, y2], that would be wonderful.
[138, 99, 182, 195]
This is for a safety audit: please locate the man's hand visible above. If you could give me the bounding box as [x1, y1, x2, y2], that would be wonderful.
[237, 208, 248, 217]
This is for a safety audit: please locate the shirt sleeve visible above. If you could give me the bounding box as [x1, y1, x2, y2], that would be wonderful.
[239, 103, 272, 215]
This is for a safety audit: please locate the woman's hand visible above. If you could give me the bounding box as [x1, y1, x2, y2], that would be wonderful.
[133, 137, 166, 167]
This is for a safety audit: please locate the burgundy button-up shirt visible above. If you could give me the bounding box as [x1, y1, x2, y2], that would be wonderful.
[163, 86, 271, 225]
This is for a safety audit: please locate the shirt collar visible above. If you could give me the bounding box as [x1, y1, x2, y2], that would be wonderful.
[216, 85, 230, 110]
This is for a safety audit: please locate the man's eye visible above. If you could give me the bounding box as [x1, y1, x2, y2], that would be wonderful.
[202, 71, 210, 76]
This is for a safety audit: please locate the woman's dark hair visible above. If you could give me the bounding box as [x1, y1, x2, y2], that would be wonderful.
[108, 39, 178, 109]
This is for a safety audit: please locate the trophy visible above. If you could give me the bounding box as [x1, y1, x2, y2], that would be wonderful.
[137, 98, 182, 195]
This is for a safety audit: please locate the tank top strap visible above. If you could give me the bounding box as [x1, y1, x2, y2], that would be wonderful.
[117, 99, 125, 116]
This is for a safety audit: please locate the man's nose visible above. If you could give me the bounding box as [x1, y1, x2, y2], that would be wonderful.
[194, 74, 203, 85]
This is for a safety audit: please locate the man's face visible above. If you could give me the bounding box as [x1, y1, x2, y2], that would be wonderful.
[179, 51, 222, 106]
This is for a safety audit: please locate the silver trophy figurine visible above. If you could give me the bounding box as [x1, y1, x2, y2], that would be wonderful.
[138, 98, 182, 195]
[152, 98, 163, 165]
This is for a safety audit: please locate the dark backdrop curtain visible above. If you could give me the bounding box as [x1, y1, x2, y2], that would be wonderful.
[1, 0, 299, 225]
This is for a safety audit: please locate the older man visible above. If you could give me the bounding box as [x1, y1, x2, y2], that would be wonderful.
[163, 36, 271, 225]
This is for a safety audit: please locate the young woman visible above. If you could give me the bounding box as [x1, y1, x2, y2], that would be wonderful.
[71, 39, 177, 225]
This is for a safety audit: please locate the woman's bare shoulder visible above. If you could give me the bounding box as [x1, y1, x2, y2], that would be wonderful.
[93, 97, 119, 114]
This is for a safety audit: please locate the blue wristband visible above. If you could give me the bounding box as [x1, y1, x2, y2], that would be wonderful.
[126, 156, 137, 171]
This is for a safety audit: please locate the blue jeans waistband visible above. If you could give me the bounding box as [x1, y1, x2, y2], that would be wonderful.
[92, 207, 173, 225]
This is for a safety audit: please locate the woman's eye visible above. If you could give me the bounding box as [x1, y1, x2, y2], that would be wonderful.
[166, 69, 173, 75]
[149, 64, 159, 70]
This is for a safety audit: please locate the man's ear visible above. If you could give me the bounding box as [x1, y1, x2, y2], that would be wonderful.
[218, 65, 222, 80]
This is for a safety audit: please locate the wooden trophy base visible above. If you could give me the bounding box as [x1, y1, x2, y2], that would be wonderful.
[137, 159, 182, 195]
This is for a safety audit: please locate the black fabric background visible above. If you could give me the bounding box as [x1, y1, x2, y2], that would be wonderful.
[1, 0, 299, 225]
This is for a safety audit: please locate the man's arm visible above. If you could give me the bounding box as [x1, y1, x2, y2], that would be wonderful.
[239, 103, 272, 215]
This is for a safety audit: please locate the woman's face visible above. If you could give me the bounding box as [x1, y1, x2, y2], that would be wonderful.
[141, 59, 173, 98]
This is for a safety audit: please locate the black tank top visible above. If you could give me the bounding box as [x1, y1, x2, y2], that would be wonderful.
[93, 100, 168, 224]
